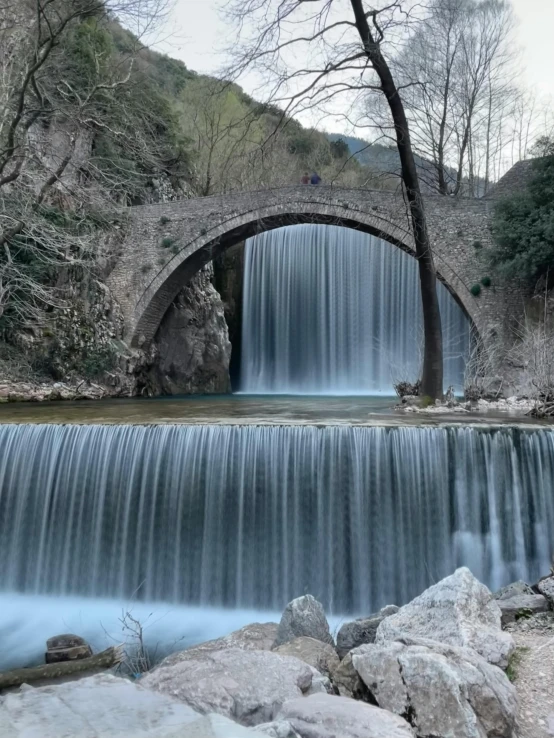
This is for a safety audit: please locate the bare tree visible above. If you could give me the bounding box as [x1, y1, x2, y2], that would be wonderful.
[0, 0, 174, 329]
[392, 0, 515, 196]
[223, 0, 444, 398]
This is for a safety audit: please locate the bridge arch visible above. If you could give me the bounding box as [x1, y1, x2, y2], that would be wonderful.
[112, 187, 490, 347]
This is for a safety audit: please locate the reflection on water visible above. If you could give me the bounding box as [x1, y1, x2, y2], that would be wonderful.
[0, 394, 546, 426]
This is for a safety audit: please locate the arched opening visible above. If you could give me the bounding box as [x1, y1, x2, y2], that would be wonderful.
[133, 209, 476, 396]
[238, 224, 472, 394]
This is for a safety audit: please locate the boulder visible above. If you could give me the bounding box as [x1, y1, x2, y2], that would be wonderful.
[273, 637, 339, 679]
[274, 596, 333, 648]
[45, 633, 92, 664]
[376, 567, 514, 668]
[255, 722, 301, 737]
[274, 693, 415, 738]
[158, 623, 278, 668]
[536, 574, 554, 605]
[336, 606, 399, 659]
[0, 673, 217, 737]
[497, 594, 549, 626]
[351, 637, 517, 738]
[332, 652, 370, 701]
[141, 647, 326, 727]
[494, 580, 534, 600]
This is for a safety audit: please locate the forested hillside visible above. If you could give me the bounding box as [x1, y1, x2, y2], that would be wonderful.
[0, 2, 384, 388]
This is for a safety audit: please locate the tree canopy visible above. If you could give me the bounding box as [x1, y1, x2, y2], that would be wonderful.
[490, 149, 554, 287]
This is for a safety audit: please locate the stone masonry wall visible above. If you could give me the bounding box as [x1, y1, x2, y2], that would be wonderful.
[106, 186, 528, 353]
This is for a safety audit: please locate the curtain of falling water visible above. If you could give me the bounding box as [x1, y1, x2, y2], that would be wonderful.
[240, 224, 471, 394]
[1, 424, 553, 614]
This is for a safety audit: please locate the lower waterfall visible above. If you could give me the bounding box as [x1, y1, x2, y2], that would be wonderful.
[1, 423, 553, 615]
[240, 224, 471, 394]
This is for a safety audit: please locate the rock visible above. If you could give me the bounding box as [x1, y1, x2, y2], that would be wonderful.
[158, 623, 278, 668]
[332, 652, 371, 701]
[255, 721, 301, 737]
[0, 673, 208, 737]
[497, 594, 549, 626]
[494, 580, 534, 600]
[536, 574, 554, 605]
[146, 266, 231, 395]
[336, 606, 399, 659]
[351, 637, 517, 738]
[274, 693, 415, 738]
[141, 647, 325, 727]
[376, 567, 514, 668]
[45, 633, 92, 663]
[274, 595, 333, 648]
[273, 637, 339, 679]
[46, 633, 88, 650]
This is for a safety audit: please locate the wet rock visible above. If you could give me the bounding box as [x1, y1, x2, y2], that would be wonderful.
[350, 637, 517, 738]
[274, 693, 415, 738]
[273, 637, 339, 679]
[45, 633, 92, 664]
[141, 648, 325, 727]
[336, 605, 399, 659]
[158, 622, 278, 668]
[497, 594, 549, 626]
[274, 595, 334, 648]
[376, 567, 514, 669]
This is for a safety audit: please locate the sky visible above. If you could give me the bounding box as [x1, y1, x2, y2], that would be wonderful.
[159, 0, 554, 112]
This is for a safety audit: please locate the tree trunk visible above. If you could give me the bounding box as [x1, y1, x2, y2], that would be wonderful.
[350, 0, 443, 398]
[0, 646, 124, 690]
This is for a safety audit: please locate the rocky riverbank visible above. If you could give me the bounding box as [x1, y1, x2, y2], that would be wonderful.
[4, 567, 554, 736]
[397, 394, 537, 415]
[0, 379, 132, 404]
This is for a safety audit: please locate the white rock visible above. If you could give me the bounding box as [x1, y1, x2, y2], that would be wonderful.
[0, 673, 203, 737]
[376, 567, 514, 668]
[350, 637, 517, 738]
[255, 721, 301, 737]
[275, 693, 415, 738]
[142, 647, 324, 726]
[159, 622, 278, 668]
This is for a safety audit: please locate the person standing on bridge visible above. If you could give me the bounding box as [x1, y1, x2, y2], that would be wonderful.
[300, 172, 310, 184]
[310, 172, 322, 185]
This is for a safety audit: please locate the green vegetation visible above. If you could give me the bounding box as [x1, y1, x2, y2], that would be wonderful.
[470, 284, 482, 297]
[490, 150, 554, 286]
[161, 237, 175, 248]
[481, 276, 492, 287]
[505, 647, 529, 683]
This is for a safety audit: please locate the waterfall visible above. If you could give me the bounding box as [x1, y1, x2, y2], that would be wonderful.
[240, 224, 470, 394]
[2, 423, 553, 615]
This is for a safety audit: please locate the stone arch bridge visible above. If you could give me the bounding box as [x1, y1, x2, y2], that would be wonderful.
[106, 186, 523, 347]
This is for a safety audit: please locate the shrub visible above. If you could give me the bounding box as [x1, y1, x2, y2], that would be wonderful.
[472, 240, 483, 250]
[470, 283, 481, 297]
[161, 237, 174, 248]
[141, 263, 152, 274]
[481, 276, 492, 287]
[159, 216, 171, 225]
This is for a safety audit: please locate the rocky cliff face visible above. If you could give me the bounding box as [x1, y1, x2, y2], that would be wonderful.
[142, 266, 232, 396]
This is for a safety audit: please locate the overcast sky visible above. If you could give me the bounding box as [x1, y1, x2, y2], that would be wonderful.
[160, 0, 554, 114]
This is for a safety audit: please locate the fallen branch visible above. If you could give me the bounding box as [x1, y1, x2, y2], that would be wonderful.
[0, 645, 124, 690]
